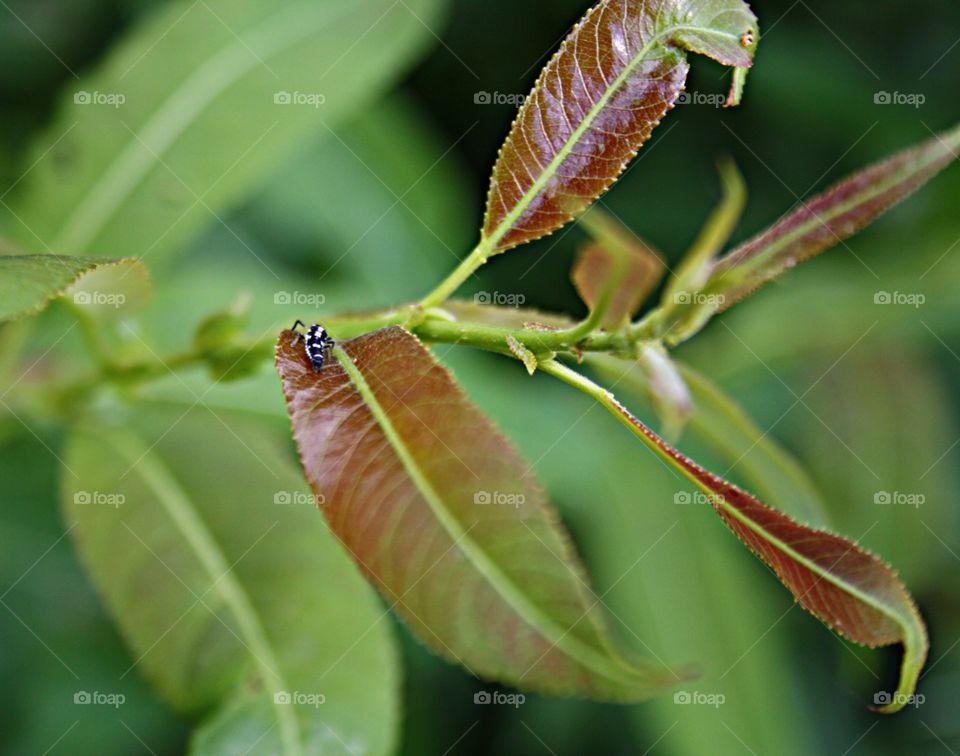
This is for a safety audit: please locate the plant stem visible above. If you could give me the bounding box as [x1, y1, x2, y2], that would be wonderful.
[418, 241, 491, 309]
[538, 358, 681, 475]
[42, 293, 660, 411]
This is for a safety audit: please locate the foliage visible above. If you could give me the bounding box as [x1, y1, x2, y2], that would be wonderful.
[2, 0, 959, 753]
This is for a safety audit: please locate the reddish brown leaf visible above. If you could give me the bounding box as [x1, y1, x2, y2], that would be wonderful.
[481, 0, 758, 254]
[608, 390, 928, 713]
[572, 239, 661, 328]
[277, 326, 687, 699]
[708, 123, 960, 308]
[541, 360, 927, 712]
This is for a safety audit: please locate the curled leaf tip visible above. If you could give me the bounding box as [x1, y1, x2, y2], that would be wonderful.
[481, 0, 760, 255]
[543, 359, 929, 715]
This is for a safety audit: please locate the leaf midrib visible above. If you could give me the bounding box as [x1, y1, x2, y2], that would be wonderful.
[483, 21, 739, 253]
[334, 346, 651, 689]
[542, 356, 922, 644]
[610, 395, 922, 640]
[111, 431, 302, 755]
[706, 478, 927, 705]
[52, 0, 359, 253]
[675, 360, 828, 524]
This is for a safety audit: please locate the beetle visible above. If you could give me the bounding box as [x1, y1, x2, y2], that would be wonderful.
[290, 320, 335, 372]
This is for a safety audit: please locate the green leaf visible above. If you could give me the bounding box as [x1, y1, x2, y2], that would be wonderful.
[61, 407, 399, 755]
[277, 325, 689, 700]
[0, 254, 149, 322]
[190, 293, 267, 382]
[3, 0, 448, 261]
[798, 350, 958, 586]
[543, 360, 928, 713]
[480, 0, 758, 254]
[246, 93, 475, 305]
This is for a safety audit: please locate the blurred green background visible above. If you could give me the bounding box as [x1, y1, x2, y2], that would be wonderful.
[1, 0, 958, 753]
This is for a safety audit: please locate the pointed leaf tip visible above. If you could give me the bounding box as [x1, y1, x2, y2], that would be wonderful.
[542, 358, 929, 715]
[708, 124, 960, 311]
[608, 395, 928, 713]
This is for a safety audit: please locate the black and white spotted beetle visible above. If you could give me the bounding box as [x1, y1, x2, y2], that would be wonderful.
[290, 320, 335, 372]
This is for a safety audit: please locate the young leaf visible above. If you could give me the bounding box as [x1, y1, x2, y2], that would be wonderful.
[658, 158, 746, 341]
[481, 0, 758, 254]
[542, 360, 928, 713]
[3, 0, 448, 261]
[277, 326, 688, 700]
[62, 408, 399, 754]
[0, 254, 148, 322]
[572, 209, 663, 329]
[706, 123, 960, 311]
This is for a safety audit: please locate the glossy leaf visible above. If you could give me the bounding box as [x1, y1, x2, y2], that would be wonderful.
[62, 408, 399, 754]
[481, 0, 758, 254]
[0, 254, 148, 322]
[706, 123, 960, 311]
[277, 325, 687, 700]
[677, 361, 827, 524]
[543, 360, 927, 713]
[3, 0, 447, 261]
